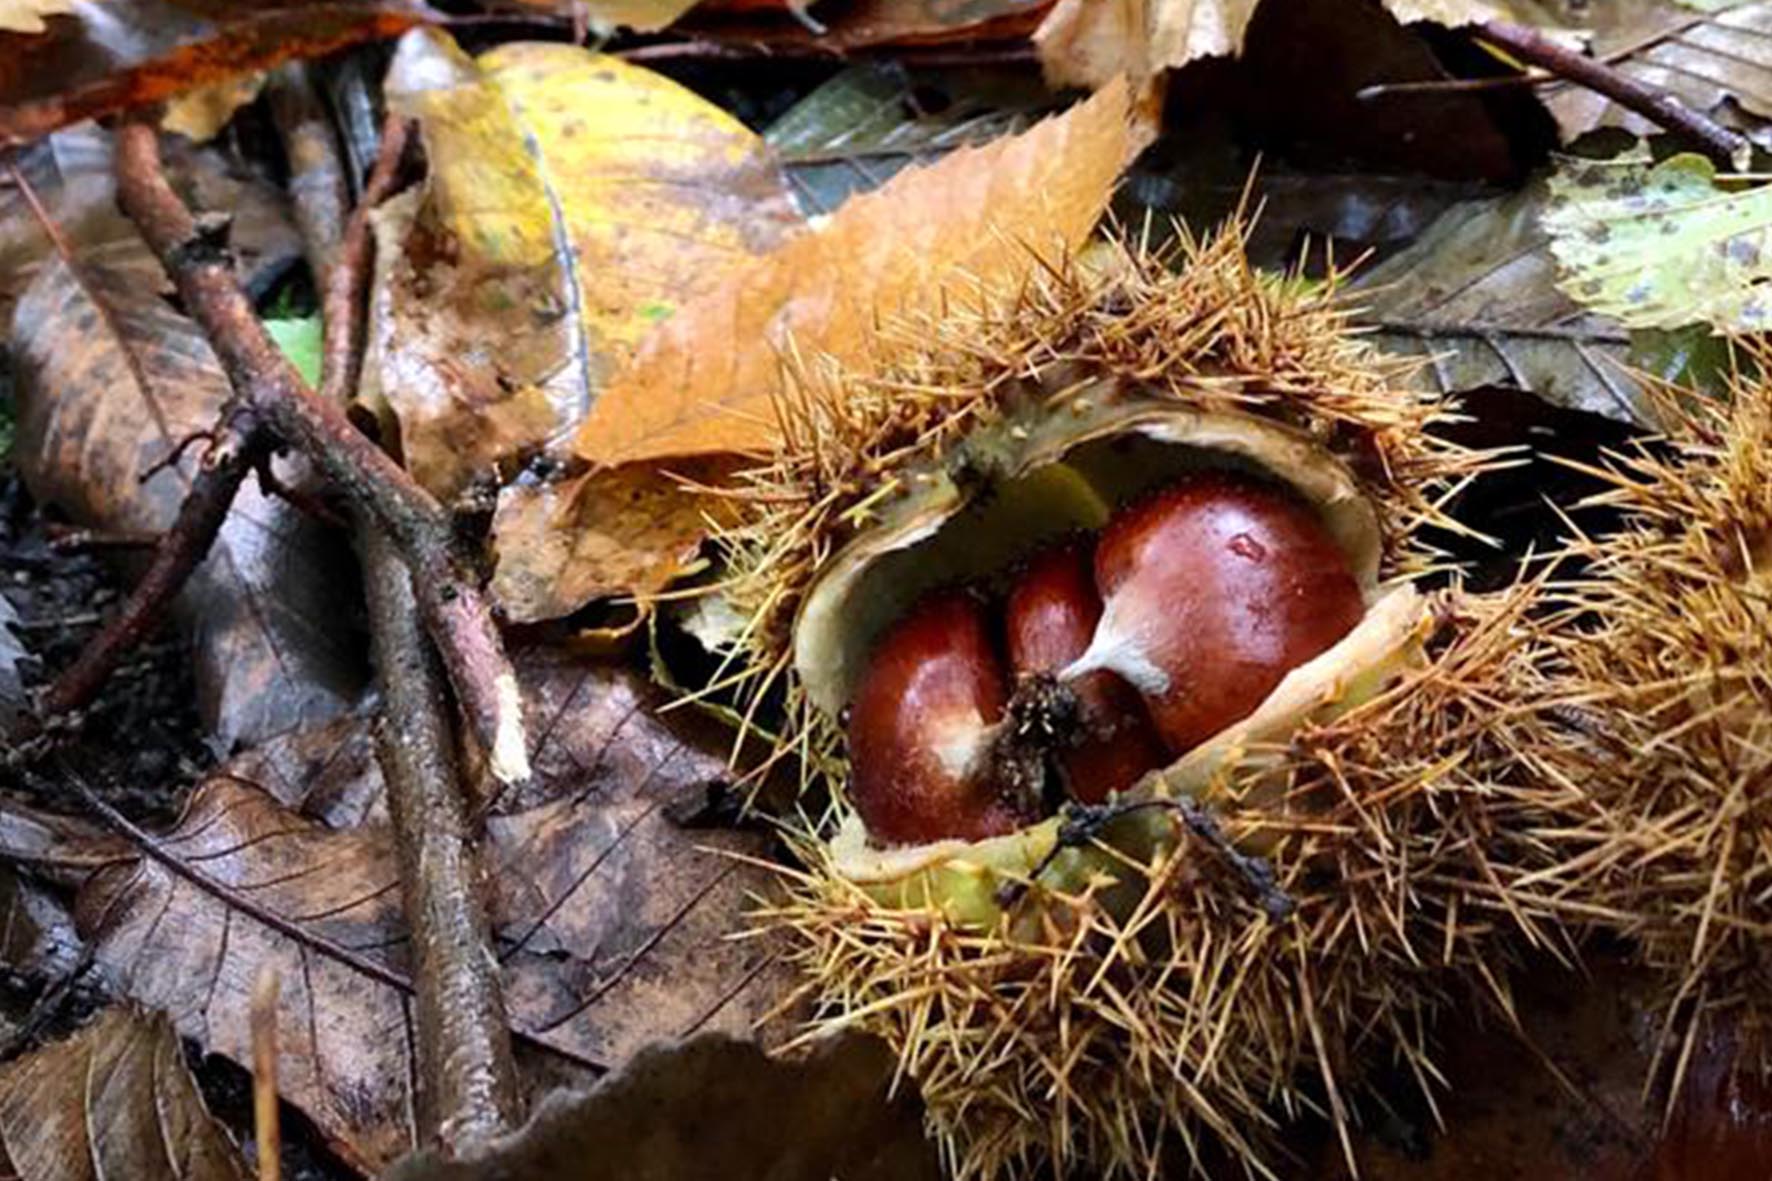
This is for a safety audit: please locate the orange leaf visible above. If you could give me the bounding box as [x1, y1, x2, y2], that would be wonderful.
[572, 77, 1134, 466]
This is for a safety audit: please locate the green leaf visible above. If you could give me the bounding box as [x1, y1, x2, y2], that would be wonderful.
[1544, 147, 1772, 332]
[265, 315, 322, 387]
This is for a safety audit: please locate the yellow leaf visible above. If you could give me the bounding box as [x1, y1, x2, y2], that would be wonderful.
[161, 72, 268, 143]
[573, 78, 1135, 466]
[0, 0, 71, 34]
[1035, 0, 1261, 89]
[369, 29, 801, 496]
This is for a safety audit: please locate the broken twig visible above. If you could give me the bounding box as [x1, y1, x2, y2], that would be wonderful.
[112, 117, 531, 788]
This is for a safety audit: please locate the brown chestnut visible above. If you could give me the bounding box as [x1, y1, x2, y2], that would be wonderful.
[1005, 544, 1167, 803]
[1069, 472, 1364, 755]
[846, 591, 1031, 845]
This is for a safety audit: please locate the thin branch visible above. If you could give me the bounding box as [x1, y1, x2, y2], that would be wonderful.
[276, 73, 522, 1150]
[320, 114, 410, 408]
[39, 409, 266, 717]
[112, 118, 531, 789]
[1477, 19, 1751, 170]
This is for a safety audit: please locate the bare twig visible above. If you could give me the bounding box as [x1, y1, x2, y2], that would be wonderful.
[251, 967, 283, 1181]
[39, 409, 265, 717]
[1477, 20, 1751, 170]
[112, 118, 531, 788]
[0, 156, 272, 725]
[276, 72, 522, 1150]
[320, 114, 410, 409]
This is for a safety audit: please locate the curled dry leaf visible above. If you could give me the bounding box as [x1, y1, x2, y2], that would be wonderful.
[8, 145, 366, 748]
[385, 1032, 937, 1181]
[1034, 0, 1261, 89]
[370, 29, 802, 498]
[160, 72, 269, 144]
[0, 0, 428, 148]
[0, 1005, 247, 1181]
[489, 457, 738, 625]
[0, 0, 70, 36]
[573, 77, 1135, 466]
[0, 654, 793, 1172]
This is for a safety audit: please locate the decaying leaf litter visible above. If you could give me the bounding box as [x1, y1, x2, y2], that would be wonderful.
[2, 1, 1772, 1178]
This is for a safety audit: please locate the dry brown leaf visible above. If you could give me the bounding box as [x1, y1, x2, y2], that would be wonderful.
[386, 1033, 938, 1181]
[507, 0, 701, 34]
[3, 655, 792, 1172]
[490, 459, 736, 624]
[572, 78, 1133, 466]
[0, 1006, 247, 1181]
[369, 30, 802, 497]
[1035, 0, 1261, 88]
[0, 2, 424, 149]
[0, 0, 69, 35]
[8, 151, 366, 749]
[0, 122, 296, 327]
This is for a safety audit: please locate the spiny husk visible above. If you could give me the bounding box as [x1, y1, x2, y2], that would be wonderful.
[709, 222, 1489, 786]
[1508, 371, 1772, 1093]
[709, 223, 1550, 1177]
[763, 586, 1560, 1179]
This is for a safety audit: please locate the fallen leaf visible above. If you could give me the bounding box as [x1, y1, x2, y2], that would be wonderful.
[385, 1033, 938, 1181]
[160, 71, 268, 143]
[0, 0, 70, 35]
[9, 156, 367, 749]
[265, 315, 324, 387]
[0, 1, 429, 149]
[1543, 146, 1772, 332]
[489, 458, 735, 624]
[0, 654, 793, 1172]
[0, 121, 298, 326]
[1035, 0, 1261, 88]
[1530, 0, 1772, 148]
[679, 0, 1051, 49]
[507, 0, 701, 34]
[574, 78, 1134, 465]
[1380, 0, 1548, 27]
[0, 1006, 247, 1181]
[765, 63, 1057, 214]
[1352, 180, 1653, 423]
[369, 29, 802, 497]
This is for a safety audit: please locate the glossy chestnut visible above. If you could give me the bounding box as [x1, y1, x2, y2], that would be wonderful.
[1005, 543, 1167, 803]
[1071, 472, 1364, 755]
[846, 591, 1030, 845]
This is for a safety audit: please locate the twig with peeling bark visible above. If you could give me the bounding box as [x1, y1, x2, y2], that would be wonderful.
[271, 67, 523, 1151]
[111, 115, 531, 789]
